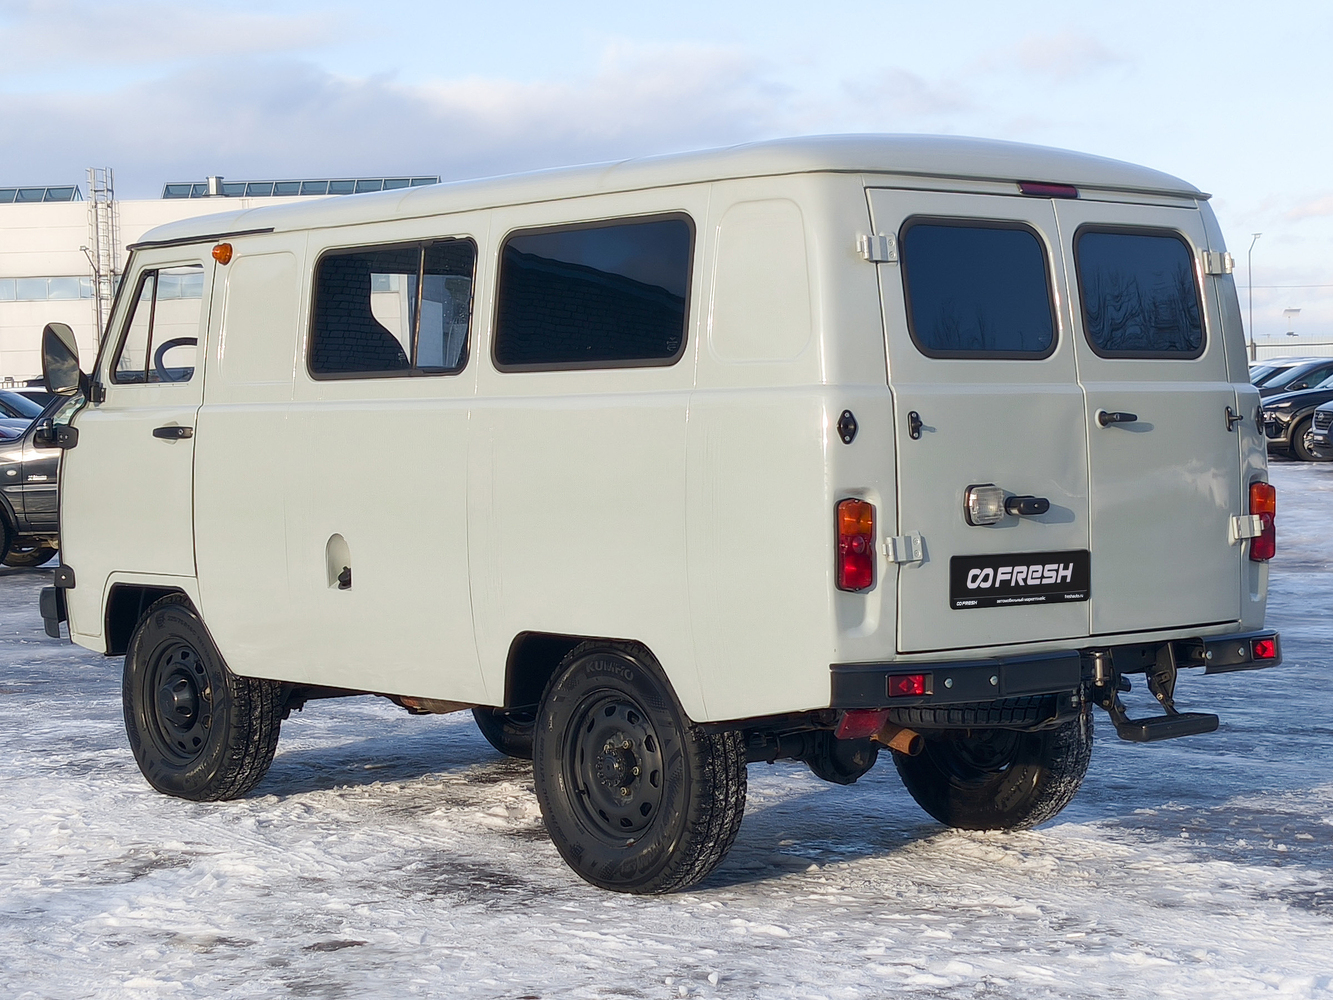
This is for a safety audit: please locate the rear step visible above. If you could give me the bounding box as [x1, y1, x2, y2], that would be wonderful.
[1112, 711, 1219, 743]
[1091, 646, 1221, 743]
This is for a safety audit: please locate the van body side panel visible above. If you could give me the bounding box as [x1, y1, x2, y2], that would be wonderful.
[1053, 201, 1243, 634]
[869, 189, 1093, 654]
[683, 175, 903, 717]
[470, 191, 706, 717]
[60, 247, 215, 647]
[193, 238, 304, 681]
[279, 216, 487, 700]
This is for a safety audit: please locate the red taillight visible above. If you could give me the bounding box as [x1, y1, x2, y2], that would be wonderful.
[1249, 482, 1276, 562]
[836, 499, 876, 592]
[888, 673, 929, 698]
[1251, 638, 1277, 660]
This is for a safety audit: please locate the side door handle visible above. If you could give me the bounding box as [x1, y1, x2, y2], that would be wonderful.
[152, 425, 193, 440]
[1096, 410, 1138, 427]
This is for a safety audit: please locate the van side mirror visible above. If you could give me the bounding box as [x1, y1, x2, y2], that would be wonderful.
[41, 322, 86, 397]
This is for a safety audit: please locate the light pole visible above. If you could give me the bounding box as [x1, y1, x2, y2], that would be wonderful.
[1247, 233, 1261, 361]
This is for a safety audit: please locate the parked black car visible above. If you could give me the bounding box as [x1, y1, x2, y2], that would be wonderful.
[0, 395, 75, 566]
[1252, 357, 1333, 398]
[1312, 400, 1333, 458]
[1262, 374, 1333, 461]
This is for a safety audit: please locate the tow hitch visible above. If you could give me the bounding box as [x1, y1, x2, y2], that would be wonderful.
[1089, 647, 1220, 742]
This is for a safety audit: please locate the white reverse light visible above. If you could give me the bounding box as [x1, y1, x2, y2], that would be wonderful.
[964, 484, 1006, 526]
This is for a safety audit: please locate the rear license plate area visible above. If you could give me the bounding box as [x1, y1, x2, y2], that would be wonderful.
[950, 550, 1090, 610]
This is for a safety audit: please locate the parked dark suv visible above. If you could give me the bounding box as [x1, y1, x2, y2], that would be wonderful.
[1253, 357, 1333, 398]
[1262, 373, 1333, 461]
[0, 395, 75, 566]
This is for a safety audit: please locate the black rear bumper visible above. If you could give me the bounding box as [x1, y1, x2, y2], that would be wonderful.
[830, 630, 1281, 710]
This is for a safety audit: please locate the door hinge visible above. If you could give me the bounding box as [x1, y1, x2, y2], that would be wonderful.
[1202, 250, 1234, 275]
[884, 532, 924, 563]
[858, 233, 898, 264]
[1230, 514, 1263, 544]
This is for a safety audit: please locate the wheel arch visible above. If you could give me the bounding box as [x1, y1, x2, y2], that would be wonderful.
[105, 583, 193, 655]
[502, 631, 587, 708]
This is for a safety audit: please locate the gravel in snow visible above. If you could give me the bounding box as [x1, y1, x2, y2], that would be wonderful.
[1, 460, 1330, 999]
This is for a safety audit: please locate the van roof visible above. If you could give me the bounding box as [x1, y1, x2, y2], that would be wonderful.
[135, 134, 1205, 247]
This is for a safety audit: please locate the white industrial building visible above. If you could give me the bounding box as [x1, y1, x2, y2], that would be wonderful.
[0, 171, 438, 384]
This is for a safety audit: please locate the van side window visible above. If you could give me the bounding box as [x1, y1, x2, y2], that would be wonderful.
[899, 221, 1056, 359]
[309, 239, 475, 377]
[111, 265, 205, 384]
[494, 216, 692, 370]
[1074, 228, 1203, 358]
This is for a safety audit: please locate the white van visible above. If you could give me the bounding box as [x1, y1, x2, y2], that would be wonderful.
[38, 136, 1281, 893]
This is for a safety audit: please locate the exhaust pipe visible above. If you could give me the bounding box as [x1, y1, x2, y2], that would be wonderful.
[871, 721, 924, 756]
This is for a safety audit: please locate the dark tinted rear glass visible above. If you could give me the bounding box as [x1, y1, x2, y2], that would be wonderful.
[1075, 229, 1203, 357]
[900, 222, 1056, 358]
[310, 239, 475, 377]
[494, 217, 692, 370]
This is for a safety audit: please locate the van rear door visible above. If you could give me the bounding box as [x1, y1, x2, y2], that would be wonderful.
[1053, 200, 1242, 634]
[868, 189, 1091, 654]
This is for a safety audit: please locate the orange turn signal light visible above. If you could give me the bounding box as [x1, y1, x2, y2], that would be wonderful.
[212, 242, 233, 265]
[1249, 481, 1275, 516]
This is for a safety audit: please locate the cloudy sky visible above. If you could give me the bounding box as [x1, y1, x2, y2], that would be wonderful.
[4, 0, 1331, 337]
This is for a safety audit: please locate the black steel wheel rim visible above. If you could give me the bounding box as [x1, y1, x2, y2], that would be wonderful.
[929, 730, 1022, 784]
[563, 692, 665, 843]
[142, 640, 212, 764]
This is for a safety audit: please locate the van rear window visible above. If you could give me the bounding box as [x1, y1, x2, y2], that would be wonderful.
[899, 221, 1056, 359]
[494, 216, 692, 370]
[310, 239, 475, 377]
[1074, 228, 1204, 358]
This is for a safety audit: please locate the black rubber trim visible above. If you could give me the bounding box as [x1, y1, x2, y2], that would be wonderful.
[830, 651, 1081, 709]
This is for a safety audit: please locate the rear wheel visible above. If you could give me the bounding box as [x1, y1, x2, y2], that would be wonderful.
[3, 543, 57, 568]
[893, 710, 1092, 830]
[533, 642, 747, 893]
[123, 595, 283, 800]
[472, 706, 536, 760]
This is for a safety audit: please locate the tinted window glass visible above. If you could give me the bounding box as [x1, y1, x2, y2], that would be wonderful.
[0, 390, 45, 419]
[111, 265, 204, 384]
[900, 222, 1055, 357]
[1075, 229, 1203, 357]
[494, 217, 692, 369]
[1253, 365, 1295, 386]
[310, 239, 475, 377]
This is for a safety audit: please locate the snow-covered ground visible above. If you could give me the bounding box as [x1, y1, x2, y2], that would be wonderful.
[2, 463, 1330, 1000]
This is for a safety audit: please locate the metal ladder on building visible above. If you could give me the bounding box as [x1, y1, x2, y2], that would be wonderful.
[85, 167, 119, 342]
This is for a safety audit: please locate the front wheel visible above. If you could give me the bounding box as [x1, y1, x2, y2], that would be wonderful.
[123, 595, 284, 800]
[893, 710, 1092, 830]
[533, 642, 747, 893]
[1292, 416, 1329, 462]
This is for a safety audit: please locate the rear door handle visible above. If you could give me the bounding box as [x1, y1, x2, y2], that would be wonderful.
[1096, 410, 1138, 427]
[1004, 495, 1050, 516]
[152, 425, 193, 440]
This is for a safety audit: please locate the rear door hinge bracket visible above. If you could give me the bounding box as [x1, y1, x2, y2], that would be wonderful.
[1230, 514, 1263, 544]
[884, 532, 923, 563]
[858, 233, 898, 264]
[1202, 250, 1234, 275]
